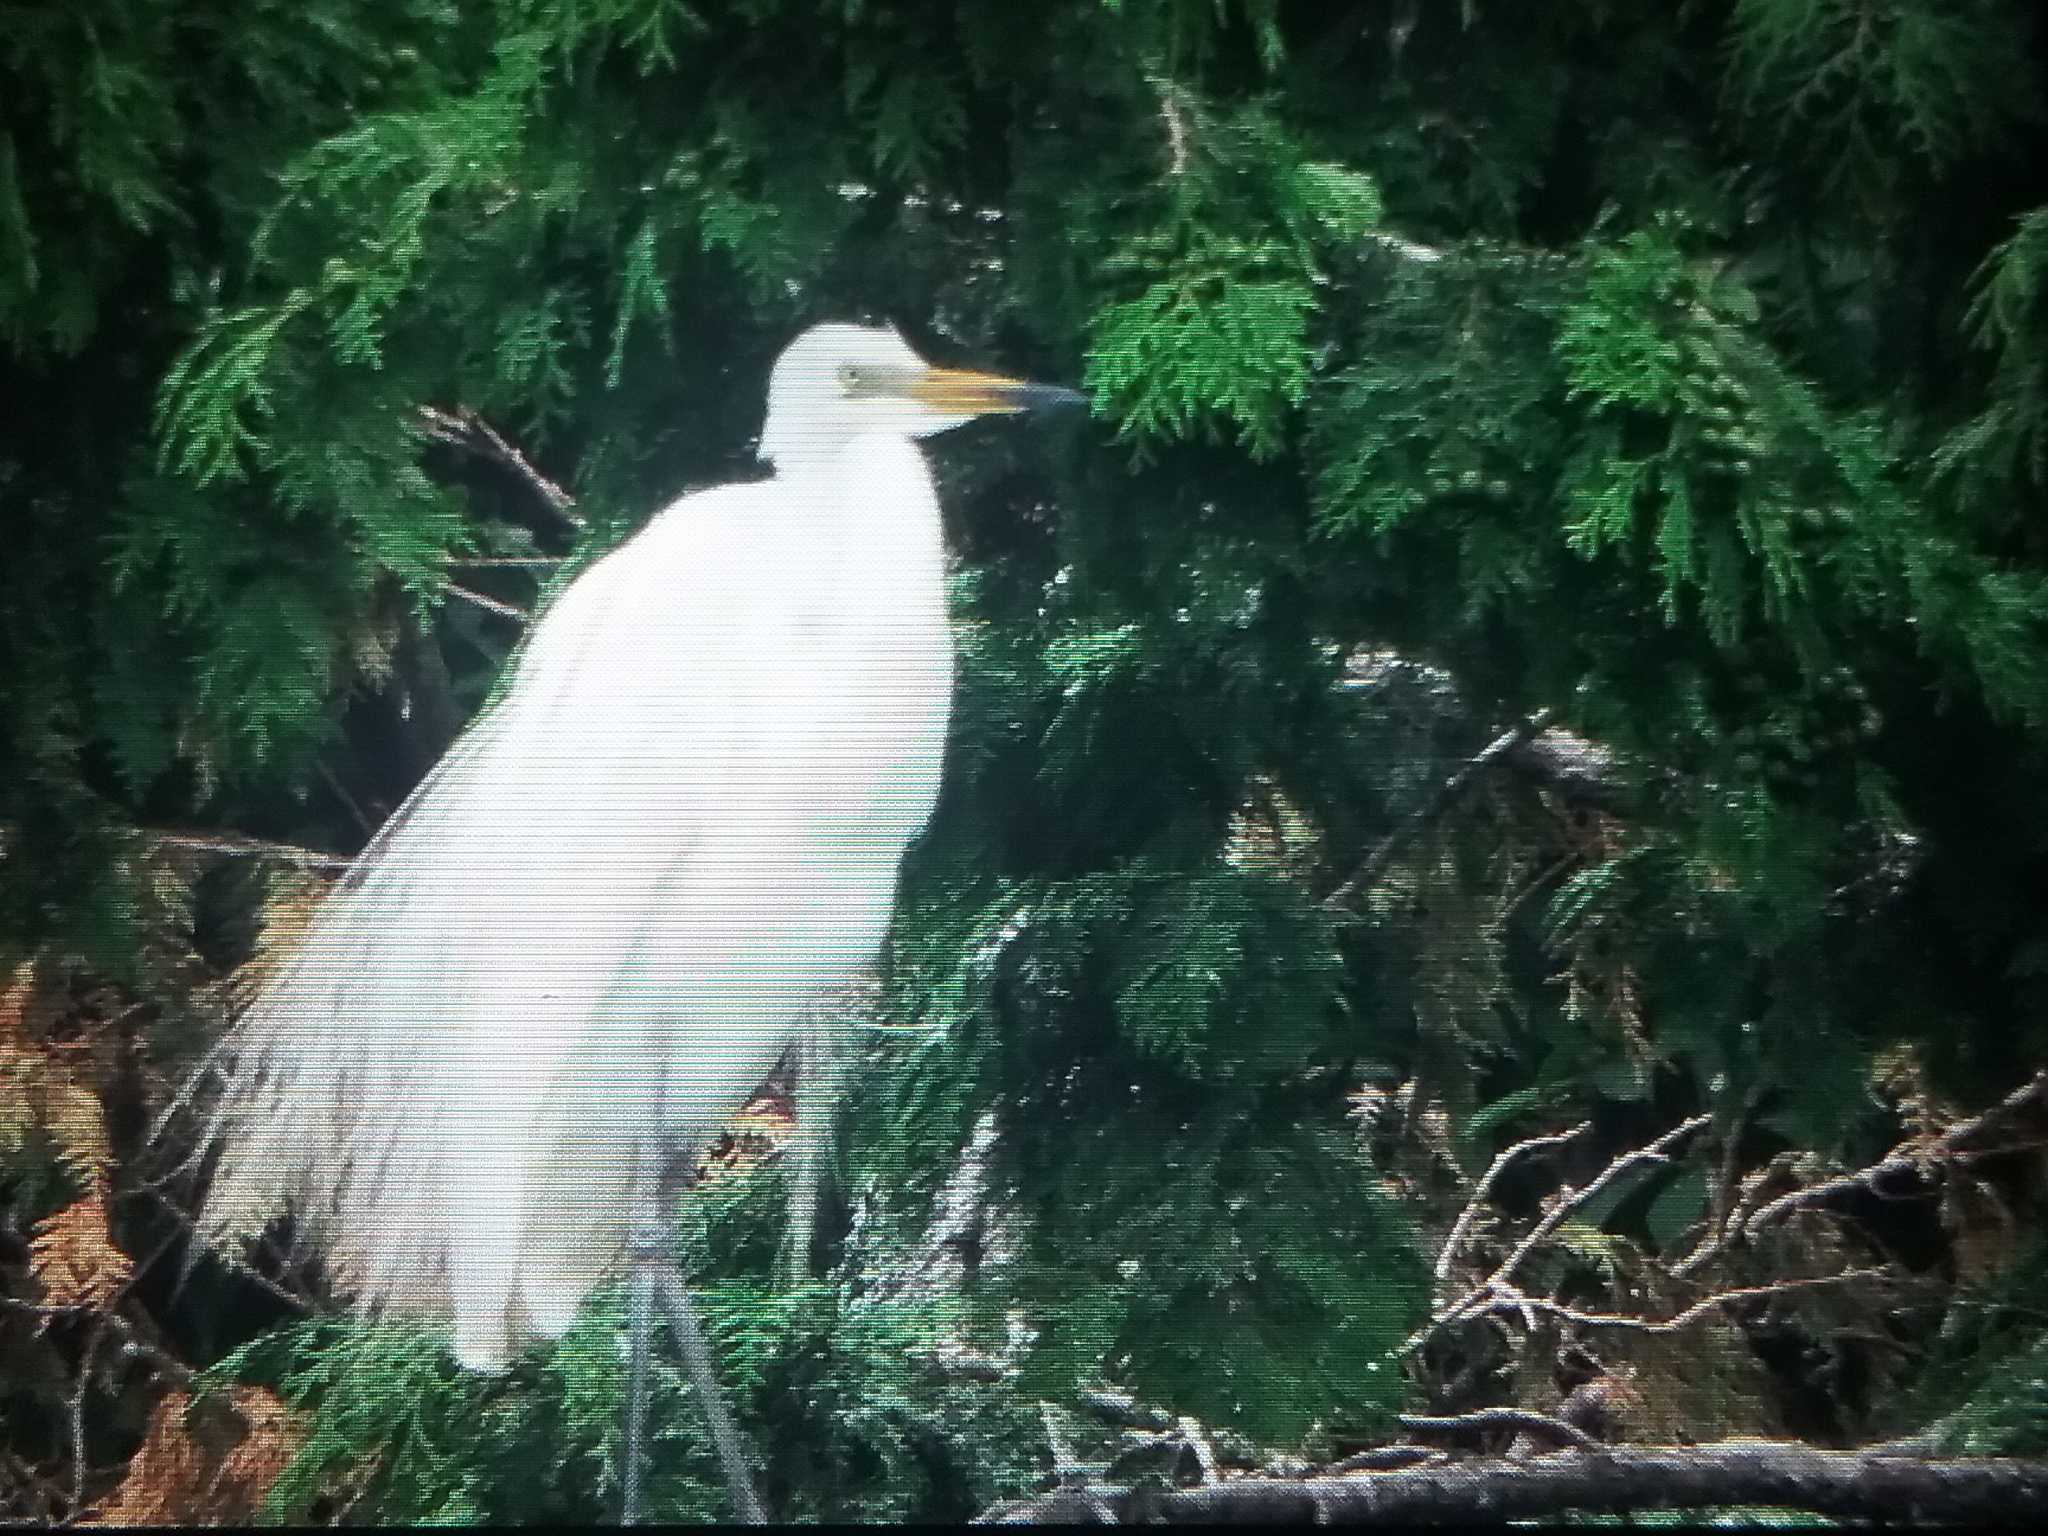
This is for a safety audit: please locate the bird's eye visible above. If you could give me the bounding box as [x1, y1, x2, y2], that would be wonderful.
[838, 363, 867, 391]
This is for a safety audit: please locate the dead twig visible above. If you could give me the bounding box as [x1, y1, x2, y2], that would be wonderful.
[1493, 1114, 1709, 1290]
[315, 760, 375, 841]
[1324, 1445, 1440, 1474]
[2, 1296, 195, 1392]
[417, 405, 582, 530]
[1672, 1087, 1765, 1277]
[1465, 1267, 1917, 1337]
[1409, 1115, 1710, 1356]
[444, 581, 530, 623]
[1398, 1408, 1602, 1452]
[1078, 1390, 1175, 1433]
[137, 828, 349, 873]
[68, 1320, 104, 1515]
[1324, 708, 1557, 912]
[1434, 1121, 1591, 1306]
[977, 1440, 2048, 1524]
[1178, 1416, 1220, 1485]
[1743, 1073, 2048, 1241]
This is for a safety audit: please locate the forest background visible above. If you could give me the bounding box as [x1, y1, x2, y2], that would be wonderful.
[4, 0, 2048, 1522]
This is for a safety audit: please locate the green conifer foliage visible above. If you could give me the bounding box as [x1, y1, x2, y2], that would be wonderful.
[5, 0, 2048, 1520]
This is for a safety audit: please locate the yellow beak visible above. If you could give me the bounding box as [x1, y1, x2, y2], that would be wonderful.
[906, 366, 1087, 417]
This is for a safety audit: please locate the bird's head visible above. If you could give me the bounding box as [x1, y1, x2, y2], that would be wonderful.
[759, 322, 1083, 470]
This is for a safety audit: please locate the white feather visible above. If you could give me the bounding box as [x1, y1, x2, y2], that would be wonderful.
[203, 325, 964, 1368]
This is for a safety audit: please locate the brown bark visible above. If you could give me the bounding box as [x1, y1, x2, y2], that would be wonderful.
[976, 1441, 2048, 1524]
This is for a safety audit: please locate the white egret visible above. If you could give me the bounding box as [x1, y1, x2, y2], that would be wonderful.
[192, 321, 1082, 1519]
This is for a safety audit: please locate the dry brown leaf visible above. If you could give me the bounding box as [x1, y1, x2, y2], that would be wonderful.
[90, 1387, 300, 1526]
[28, 1198, 133, 1309]
[0, 960, 34, 1039]
[224, 869, 330, 1017]
[42, 1082, 112, 1189]
[1870, 1041, 1965, 1141]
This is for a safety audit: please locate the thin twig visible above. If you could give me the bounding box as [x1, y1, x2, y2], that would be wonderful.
[1153, 79, 1191, 175]
[315, 761, 374, 841]
[1673, 1087, 1766, 1277]
[1325, 708, 1557, 912]
[1367, 230, 1448, 264]
[1041, 1403, 1086, 1487]
[1490, 1114, 1710, 1298]
[1410, 1115, 1711, 1356]
[417, 404, 583, 530]
[142, 828, 350, 873]
[1434, 1122, 1591, 1305]
[1179, 1416, 1220, 1485]
[977, 1441, 2048, 1525]
[113, 1187, 312, 1316]
[140, 1037, 233, 1155]
[1398, 1408, 1601, 1452]
[444, 581, 530, 623]
[1324, 1445, 1440, 1474]
[1744, 1074, 2048, 1240]
[1078, 1390, 1175, 1432]
[1467, 1267, 1912, 1336]
[68, 1320, 104, 1516]
[5, 1296, 196, 1392]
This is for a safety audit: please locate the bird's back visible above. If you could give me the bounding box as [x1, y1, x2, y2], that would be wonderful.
[202, 437, 954, 1367]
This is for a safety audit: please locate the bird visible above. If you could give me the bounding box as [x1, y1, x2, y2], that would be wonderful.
[192, 322, 1083, 1384]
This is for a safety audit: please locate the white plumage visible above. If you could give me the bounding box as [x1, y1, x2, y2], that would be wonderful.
[199, 323, 1078, 1369]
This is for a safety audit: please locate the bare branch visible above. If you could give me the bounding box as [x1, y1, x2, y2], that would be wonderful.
[1468, 1267, 1918, 1336]
[1744, 1073, 2048, 1240]
[977, 1441, 2048, 1525]
[315, 760, 375, 841]
[1178, 1417, 1220, 1485]
[1325, 708, 1558, 912]
[1324, 1446, 1440, 1474]
[141, 827, 350, 873]
[1364, 230, 1448, 265]
[1398, 1408, 1601, 1452]
[1434, 1121, 1591, 1304]
[1672, 1087, 1765, 1278]
[417, 404, 583, 530]
[1150, 78, 1191, 176]
[2, 1297, 195, 1391]
[68, 1322, 103, 1515]
[970, 1441, 2048, 1531]
[1491, 1114, 1709, 1291]
[1411, 1115, 1710, 1356]
[444, 581, 530, 623]
[1078, 1390, 1175, 1433]
[1040, 1403, 1091, 1492]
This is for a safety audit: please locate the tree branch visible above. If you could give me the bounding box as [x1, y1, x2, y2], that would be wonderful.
[1397, 1408, 1601, 1452]
[443, 581, 530, 623]
[1325, 708, 1557, 912]
[1471, 1267, 1920, 1336]
[976, 1442, 2048, 1524]
[1433, 1120, 1591, 1305]
[1743, 1073, 2048, 1239]
[1491, 1114, 1709, 1292]
[140, 827, 350, 873]
[1414, 1116, 1710, 1355]
[417, 404, 583, 530]
[1, 1296, 194, 1391]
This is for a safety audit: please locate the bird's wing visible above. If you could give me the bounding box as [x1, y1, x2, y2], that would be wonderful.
[205, 481, 806, 1353]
